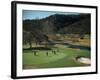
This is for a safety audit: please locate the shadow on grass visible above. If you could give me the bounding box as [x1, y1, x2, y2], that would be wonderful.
[23, 42, 90, 52]
[68, 45, 90, 50]
[23, 47, 52, 51]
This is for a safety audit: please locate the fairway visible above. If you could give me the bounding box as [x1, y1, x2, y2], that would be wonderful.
[23, 47, 90, 69]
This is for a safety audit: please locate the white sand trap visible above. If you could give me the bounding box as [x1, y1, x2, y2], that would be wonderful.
[77, 57, 91, 64]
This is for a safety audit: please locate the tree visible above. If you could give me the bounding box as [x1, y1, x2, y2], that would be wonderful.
[23, 30, 50, 48]
[23, 31, 34, 48]
[32, 30, 50, 47]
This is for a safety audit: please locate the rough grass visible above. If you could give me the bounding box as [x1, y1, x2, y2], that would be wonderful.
[72, 38, 90, 47]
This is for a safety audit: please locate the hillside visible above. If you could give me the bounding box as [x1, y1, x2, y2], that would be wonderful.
[59, 18, 90, 34]
[23, 13, 91, 34]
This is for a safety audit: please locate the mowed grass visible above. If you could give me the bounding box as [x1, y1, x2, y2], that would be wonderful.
[23, 47, 90, 69]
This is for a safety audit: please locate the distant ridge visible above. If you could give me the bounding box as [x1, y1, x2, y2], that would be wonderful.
[23, 13, 90, 34]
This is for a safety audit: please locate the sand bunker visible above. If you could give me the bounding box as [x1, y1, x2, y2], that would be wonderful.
[76, 57, 91, 64]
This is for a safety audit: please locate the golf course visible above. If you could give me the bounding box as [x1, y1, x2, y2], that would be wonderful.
[23, 37, 91, 69]
[23, 11, 91, 69]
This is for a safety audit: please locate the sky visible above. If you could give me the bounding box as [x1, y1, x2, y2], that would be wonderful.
[22, 10, 80, 20]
